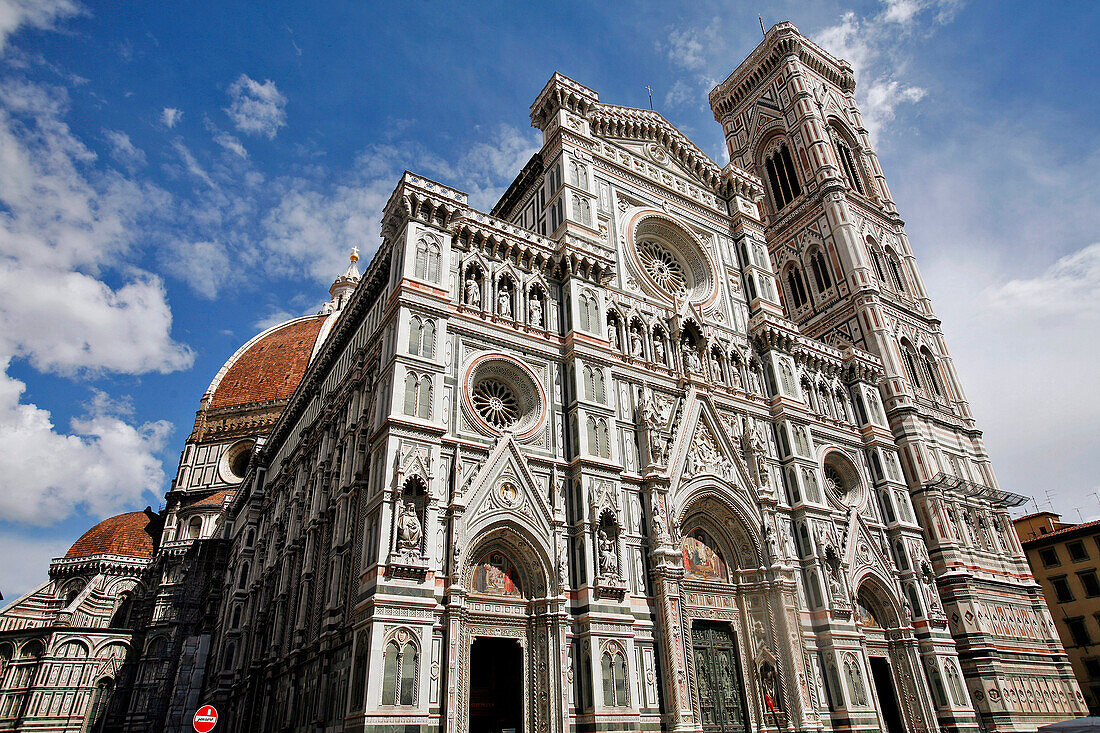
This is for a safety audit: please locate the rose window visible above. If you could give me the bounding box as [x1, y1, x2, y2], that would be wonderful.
[637, 239, 688, 298]
[824, 465, 847, 496]
[472, 378, 519, 429]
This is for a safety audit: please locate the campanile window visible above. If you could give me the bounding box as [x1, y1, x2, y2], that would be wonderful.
[764, 142, 802, 211]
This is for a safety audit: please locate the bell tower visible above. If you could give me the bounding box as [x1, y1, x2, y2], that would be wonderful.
[710, 21, 1085, 731]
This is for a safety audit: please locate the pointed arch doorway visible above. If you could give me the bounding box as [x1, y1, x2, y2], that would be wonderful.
[856, 582, 916, 733]
[469, 636, 523, 733]
[449, 527, 560, 733]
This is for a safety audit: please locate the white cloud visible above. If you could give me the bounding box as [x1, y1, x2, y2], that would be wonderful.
[171, 139, 215, 188]
[814, 9, 931, 141]
[0, 0, 81, 54]
[103, 128, 146, 170]
[0, 74, 191, 528]
[0, 370, 170, 524]
[162, 239, 231, 299]
[213, 129, 247, 158]
[161, 106, 182, 128]
[985, 243, 1100, 319]
[0, 531, 69, 605]
[225, 74, 287, 139]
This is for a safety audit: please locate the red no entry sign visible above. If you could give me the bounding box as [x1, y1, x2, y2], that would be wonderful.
[193, 705, 218, 732]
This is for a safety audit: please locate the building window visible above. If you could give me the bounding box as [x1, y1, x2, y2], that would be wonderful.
[602, 647, 630, 707]
[408, 316, 436, 358]
[403, 373, 433, 420]
[1040, 547, 1061, 568]
[810, 251, 833, 292]
[1052, 576, 1074, 603]
[764, 141, 802, 211]
[835, 140, 865, 194]
[1084, 658, 1100, 679]
[414, 239, 441, 282]
[1080, 571, 1100, 598]
[1069, 541, 1090, 562]
[381, 638, 418, 706]
[1067, 617, 1092, 647]
[785, 266, 809, 309]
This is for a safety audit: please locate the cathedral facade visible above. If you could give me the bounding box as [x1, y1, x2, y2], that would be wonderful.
[0, 21, 1085, 733]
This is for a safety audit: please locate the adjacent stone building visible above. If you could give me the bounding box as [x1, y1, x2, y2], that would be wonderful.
[0, 20, 1085, 733]
[1014, 512, 1100, 715]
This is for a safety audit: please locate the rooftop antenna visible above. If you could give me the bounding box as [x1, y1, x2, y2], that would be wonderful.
[1044, 489, 1057, 512]
[644, 85, 654, 110]
[1075, 507, 1085, 523]
[759, 15, 766, 36]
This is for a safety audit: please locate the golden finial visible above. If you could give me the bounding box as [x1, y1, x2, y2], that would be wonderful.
[349, 246, 360, 263]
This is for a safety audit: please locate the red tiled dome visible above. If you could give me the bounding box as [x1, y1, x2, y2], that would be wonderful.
[208, 316, 327, 410]
[65, 511, 159, 560]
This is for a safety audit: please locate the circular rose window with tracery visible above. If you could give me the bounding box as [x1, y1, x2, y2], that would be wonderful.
[463, 354, 547, 441]
[472, 378, 519, 429]
[637, 239, 688, 298]
[627, 213, 717, 305]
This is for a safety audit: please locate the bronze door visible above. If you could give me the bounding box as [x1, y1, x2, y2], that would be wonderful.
[691, 622, 749, 733]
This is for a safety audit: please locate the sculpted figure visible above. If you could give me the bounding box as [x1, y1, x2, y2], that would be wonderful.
[529, 294, 543, 326]
[465, 275, 481, 307]
[683, 345, 701, 374]
[653, 334, 666, 364]
[607, 324, 618, 350]
[498, 286, 511, 318]
[598, 529, 618, 575]
[630, 329, 644, 357]
[396, 501, 422, 551]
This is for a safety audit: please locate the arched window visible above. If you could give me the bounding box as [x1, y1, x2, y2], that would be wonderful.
[596, 419, 610, 459]
[587, 417, 598, 456]
[779, 360, 795, 396]
[920, 348, 944, 397]
[186, 517, 203, 540]
[900, 340, 922, 390]
[583, 365, 595, 401]
[593, 368, 605, 403]
[810, 250, 833, 292]
[414, 239, 441, 282]
[926, 660, 949, 708]
[944, 660, 967, 706]
[84, 678, 114, 733]
[601, 646, 630, 707]
[381, 638, 418, 706]
[403, 373, 418, 416]
[785, 266, 809, 309]
[237, 562, 250, 590]
[418, 377, 432, 420]
[844, 654, 868, 706]
[885, 247, 907, 293]
[231, 605, 242, 628]
[351, 632, 369, 711]
[878, 490, 897, 524]
[906, 583, 923, 618]
[785, 468, 801, 505]
[408, 317, 422, 355]
[834, 138, 865, 195]
[245, 528, 256, 547]
[763, 141, 802, 210]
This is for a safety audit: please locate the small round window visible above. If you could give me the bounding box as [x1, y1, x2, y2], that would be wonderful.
[219, 439, 255, 484]
[463, 355, 546, 440]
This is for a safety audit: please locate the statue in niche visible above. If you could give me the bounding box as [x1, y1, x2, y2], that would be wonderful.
[607, 323, 618, 350]
[598, 529, 618, 576]
[529, 293, 543, 327]
[710, 352, 722, 381]
[464, 274, 481, 307]
[764, 523, 783, 564]
[921, 561, 944, 614]
[653, 334, 666, 364]
[729, 361, 743, 388]
[498, 284, 511, 318]
[396, 501, 422, 552]
[683, 345, 702, 374]
[744, 424, 769, 488]
[630, 328, 644, 357]
[823, 544, 846, 602]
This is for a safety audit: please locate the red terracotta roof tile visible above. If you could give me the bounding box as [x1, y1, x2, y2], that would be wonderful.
[210, 316, 326, 409]
[187, 488, 234, 509]
[65, 511, 159, 560]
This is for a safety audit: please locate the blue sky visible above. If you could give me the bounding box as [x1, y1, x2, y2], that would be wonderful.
[0, 0, 1098, 600]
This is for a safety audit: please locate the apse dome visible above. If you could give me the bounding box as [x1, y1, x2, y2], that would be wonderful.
[65, 510, 160, 560]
